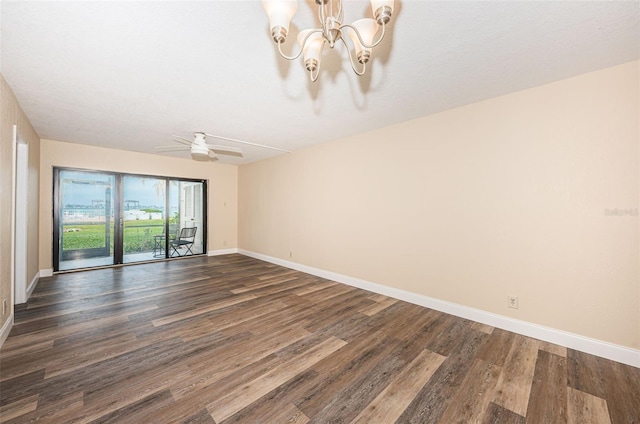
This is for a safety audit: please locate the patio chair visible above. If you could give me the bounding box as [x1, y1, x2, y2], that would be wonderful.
[153, 224, 178, 257]
[170, 226, 197, 257]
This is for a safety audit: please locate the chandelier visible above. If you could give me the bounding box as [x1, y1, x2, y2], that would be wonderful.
[262, 0, 395, 82]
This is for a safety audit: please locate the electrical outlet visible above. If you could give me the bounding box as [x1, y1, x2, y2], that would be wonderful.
[507, 295, 519, 309]
[2, 299, 6, 315]
[289, 251, 293, 258]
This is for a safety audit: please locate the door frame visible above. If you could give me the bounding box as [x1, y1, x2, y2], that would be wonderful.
[10, 125, 29, 306]
[13, 125, 29, 304]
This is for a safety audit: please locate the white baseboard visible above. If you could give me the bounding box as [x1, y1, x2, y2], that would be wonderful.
[238, 249, 640, 368]
[0, 313, 14, 348]
[208, 248, 239, 256]
[26, 272, 40, 300]
[39, 268, 53, 278]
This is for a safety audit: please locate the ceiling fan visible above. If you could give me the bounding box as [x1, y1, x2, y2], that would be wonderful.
[155, 132, 290, 161]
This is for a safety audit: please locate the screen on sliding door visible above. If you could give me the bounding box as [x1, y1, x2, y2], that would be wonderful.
[57, 170, 115, 271]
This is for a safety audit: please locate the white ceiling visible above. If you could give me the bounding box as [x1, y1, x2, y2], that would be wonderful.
[1, 1, 639, 164]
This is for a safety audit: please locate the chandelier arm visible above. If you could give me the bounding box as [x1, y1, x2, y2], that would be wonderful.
[337, 0, 344, 22]
[317, 2, 323, 26]
[309, 39, 327, 82]
[341, 21, 387, 49]
[310, 67, 320, 82]
[340, 37, 366, 76]
[332, 0, 339, 21]
[319, 1, 327, 27]
[307, 39, 327, 82]
[276, 29, 323, 61]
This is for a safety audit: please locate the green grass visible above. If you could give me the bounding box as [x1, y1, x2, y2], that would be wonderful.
[62, 219, 168, 252]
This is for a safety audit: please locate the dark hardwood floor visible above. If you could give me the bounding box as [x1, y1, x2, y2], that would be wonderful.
[1, 254, 638, 423]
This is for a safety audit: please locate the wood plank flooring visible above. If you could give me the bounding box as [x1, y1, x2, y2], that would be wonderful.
[1, 254, 638, 423]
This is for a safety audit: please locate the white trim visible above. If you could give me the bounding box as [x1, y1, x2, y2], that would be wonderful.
[238, 249, 640, 368]
[14, 141, 29, 304]
[25, 272, 40, 301]
[39, 268, 54, 278]
[208, 248, 239, 256]
[0, 313, 14, 348]
[9, 125, 17, 327]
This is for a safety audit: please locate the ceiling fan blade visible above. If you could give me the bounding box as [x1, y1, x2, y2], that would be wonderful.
[204, 133, 291, 153]
[171, 135, 194, 146]
[205, 144, 243, 155]
[155, 145, 190, 152]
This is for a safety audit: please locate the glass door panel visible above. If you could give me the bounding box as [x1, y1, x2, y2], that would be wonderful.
[169, 181, 204, 257]
[122, 176, 167, 264]
[58, 170, 115, 271]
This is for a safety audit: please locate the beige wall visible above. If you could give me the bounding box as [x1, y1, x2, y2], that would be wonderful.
[239, 61, 640, 349]
[0, 75, 40, 327]
[39, 139, 238, 270]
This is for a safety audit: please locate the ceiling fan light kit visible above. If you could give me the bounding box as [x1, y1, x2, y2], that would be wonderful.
[189, 145, 210, 160]
[190, 132, 210, 159]
[262, 0, 395, 82]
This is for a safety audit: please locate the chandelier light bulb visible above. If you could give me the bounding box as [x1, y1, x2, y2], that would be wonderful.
[370, 0, 394, 24]
[262, 0, 298, 42]
[297, 29, 324, 72]
[348, 18, 379, 63]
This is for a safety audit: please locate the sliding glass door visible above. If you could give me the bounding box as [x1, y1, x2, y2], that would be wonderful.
[122, 176, 166, 264]
[173, 181, 204, 256]
[56, 170, 116, 271]
[54, 168, 207, 271]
